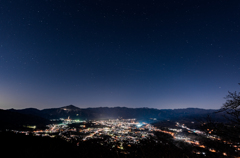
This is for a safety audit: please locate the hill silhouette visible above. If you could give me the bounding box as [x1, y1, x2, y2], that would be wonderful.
[6, 105, 224, 122]
[0, 109, 50, 130]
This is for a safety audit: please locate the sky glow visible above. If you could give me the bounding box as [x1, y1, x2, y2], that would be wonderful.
[0, 0, 239, 109]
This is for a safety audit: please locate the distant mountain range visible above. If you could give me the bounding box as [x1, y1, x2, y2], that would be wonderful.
[0, 105, 227, 130]
[5, 105, 224, 123]
[0, 109, 50, 130]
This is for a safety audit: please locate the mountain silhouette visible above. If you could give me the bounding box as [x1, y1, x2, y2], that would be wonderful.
[6, 105, 222, 122]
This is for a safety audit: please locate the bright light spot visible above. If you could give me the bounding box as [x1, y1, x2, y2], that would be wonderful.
[137, 124, 142, 127]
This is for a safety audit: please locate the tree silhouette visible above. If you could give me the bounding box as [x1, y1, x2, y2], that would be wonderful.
[218, 83, 240, 125]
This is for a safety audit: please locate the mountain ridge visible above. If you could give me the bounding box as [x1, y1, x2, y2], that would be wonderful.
[0, 109, 50, 130]
[6, 105, 222, 122]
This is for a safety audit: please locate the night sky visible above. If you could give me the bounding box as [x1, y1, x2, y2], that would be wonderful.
[0, 0, 240, 110]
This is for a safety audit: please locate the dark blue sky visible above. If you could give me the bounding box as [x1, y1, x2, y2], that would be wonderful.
[0, 0, 240, 109]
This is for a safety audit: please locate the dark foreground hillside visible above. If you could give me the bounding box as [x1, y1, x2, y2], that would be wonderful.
[0, 131, 210, 158]
[0, 131, 116, 158]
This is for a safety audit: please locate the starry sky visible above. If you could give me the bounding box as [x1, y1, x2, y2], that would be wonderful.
[0, 0, 240, 110]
